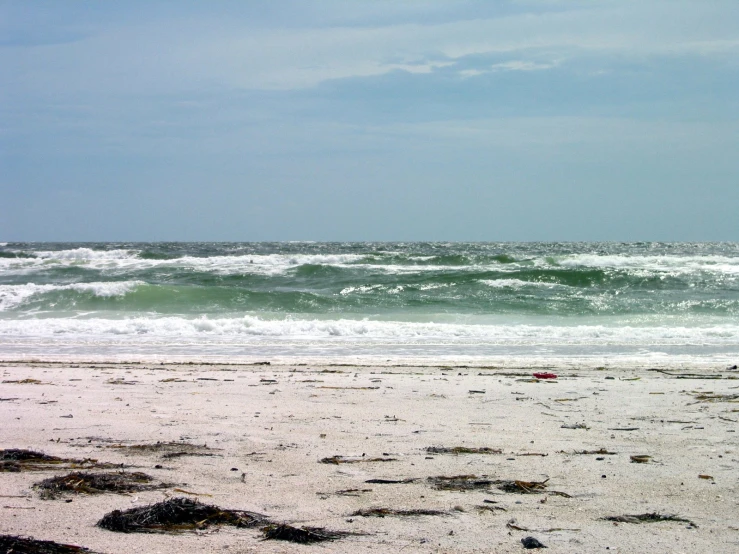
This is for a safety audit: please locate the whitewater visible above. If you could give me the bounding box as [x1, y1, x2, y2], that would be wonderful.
[1, 242, 737, 368]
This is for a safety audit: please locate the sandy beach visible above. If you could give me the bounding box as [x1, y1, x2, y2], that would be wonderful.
[1, 361, 738, 553]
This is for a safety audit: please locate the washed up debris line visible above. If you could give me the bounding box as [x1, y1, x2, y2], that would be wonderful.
[34, 471, 170, 500]
[108, 441, 218, 459]
[603, 513, 697, 527]
[320, 455, 397, 464]
[426, 446, 502, 455]
[428, 475, 570, 497]
[351, 507, 451, 518]
[96, 497, 268, 533]
[261, 524, 358, 544]
[96, 497, 359, 543]
[0, 534, 99, 553]
[0, 449, 122, 473]
[568, 448, 617, 455]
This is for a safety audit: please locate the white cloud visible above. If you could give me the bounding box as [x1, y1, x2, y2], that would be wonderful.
[3, 1, 739, 93]
[490, 60, 557, 71]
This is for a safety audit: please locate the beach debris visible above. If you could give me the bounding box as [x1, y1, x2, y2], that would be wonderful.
[319, 455, 397, 464]
[506, 519, 579, 533]
[318, 488, 372, 497]
[428, 474, 496, 492]
[426, 446, 502, 455]
[0, 534, 99, 553]
[533, 373, 557, 380]
[691, 392, 739, 403]
[698, 474, 714, 480]
[317, 386, 379, 390]
[96, 497, 268, 533]
[630, 455, 652, 464]
[2, 378, 45, 384]
[570, 448, 617, 455]
[261, 523, 353, 543]
[0, 449, 121, 473]
[350, 507, 449, 518]
[105, 378, 137, 385]
[108, 441, 217, 459]
[477, 505, 507, 513]
[364, 478, 418, 484]
[521, 536, 547, 549]
[495, 479, 570, 497]
[603, 513, 697, 527]
[34, 471, 170, 499]
[561, 423, 589, 430]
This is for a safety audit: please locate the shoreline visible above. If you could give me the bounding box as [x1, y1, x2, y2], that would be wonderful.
[2, 361, 738, 552]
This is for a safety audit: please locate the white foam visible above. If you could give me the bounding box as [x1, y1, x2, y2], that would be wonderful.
[0, 315, 736, 346]
[479, 279, 562, 289]
[555, 254, 739, 275]
[0, 281, 142, 311]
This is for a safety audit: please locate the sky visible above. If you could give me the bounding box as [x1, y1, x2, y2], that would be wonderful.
[1, 0, 738, 242]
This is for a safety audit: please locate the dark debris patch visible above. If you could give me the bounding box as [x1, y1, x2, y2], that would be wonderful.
[350, 507, 449, 518]
[603, 513, 697, 527]
[261, 524, 354, 543]
[0, 449, 122, 473]
[34, 471, 170, 499]
[0, 535, 99, 553]
[428, 475, 497, 491]
[96, 497, 268, 533]
[364, 478, 418, 484]
[108, 441, 217, 459]
[319, 455, 397, 464]
[426, 446, 502, 455]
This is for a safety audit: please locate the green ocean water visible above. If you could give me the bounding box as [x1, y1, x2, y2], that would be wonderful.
[1, 242, 738, 365]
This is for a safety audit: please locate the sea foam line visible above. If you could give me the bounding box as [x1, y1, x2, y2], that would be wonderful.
[0, 281, 143, 311]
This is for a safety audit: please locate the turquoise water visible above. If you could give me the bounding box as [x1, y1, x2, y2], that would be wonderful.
[1, 242, 738, 366]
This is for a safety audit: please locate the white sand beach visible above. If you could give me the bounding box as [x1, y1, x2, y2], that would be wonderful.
[2, 361, 738, 553]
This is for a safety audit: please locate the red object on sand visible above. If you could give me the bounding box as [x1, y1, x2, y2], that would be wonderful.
[533, 372, 557, 379]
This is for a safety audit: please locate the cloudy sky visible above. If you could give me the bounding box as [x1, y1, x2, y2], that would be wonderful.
[2, 0, 738, 241]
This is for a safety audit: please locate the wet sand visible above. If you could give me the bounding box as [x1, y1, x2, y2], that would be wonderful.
[1, 361, 738, 553]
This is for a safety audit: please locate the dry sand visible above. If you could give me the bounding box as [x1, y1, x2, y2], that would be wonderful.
[1, 361, 738, 553]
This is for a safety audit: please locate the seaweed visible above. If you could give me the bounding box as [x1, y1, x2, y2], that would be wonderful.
[319, 455, 397, 464]
[427, 475, 570, 497]
[426, 446, 502, 455]
[691, 393, 739, 403]
[108, 442, 217, 459]
[495, 479, 571, 497]
[261, 524, 353, 543]
[571, 448, 617, 455]
[0, 535, 99, 553]
[350, 507, 449, 517]
[603, 513, 697, 526]
[0, 449, 122, 473]
[96, 497, 268, 533]
[34, 471, 170, 499]
[428, 475, 496, 491]
[364, 478, 418, 484]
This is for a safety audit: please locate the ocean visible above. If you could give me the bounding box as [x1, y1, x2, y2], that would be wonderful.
[1, 242, 738, 368]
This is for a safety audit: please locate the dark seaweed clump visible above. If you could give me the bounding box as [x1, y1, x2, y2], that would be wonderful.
[35, 471, 168, 499]
[0, 449, 119, 473]
[0, 535, 98, 553]
[96, 497, 267, 533]
[261, 524, 352, 543]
